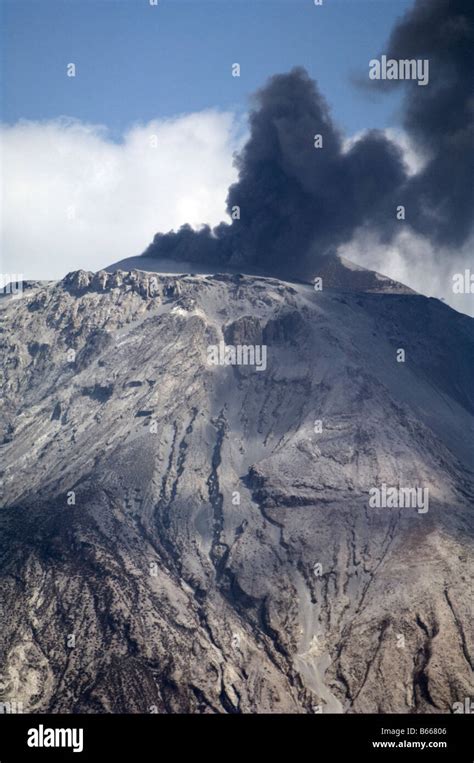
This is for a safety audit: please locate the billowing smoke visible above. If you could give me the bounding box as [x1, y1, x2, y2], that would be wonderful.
[145, 68, 405, 280]
[144, 0, 473, 280]
[384, 0, 474, 249]
[223, 70, 405, 278]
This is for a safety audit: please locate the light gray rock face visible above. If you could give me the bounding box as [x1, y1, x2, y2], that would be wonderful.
[0, 267, 472, 714]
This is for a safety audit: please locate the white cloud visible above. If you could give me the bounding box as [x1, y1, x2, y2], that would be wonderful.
[1, 112, 240, 280]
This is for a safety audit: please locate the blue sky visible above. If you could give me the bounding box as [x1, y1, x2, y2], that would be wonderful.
[2, 0, 413, 137]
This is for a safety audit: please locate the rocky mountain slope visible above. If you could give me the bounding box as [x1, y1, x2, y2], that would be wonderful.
[0, 263, 472, 713]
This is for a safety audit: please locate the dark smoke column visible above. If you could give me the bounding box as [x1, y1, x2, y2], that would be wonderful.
[384, 0, 474, 248]
[144, 0, 473, 279]
[144, 67, 406, 280]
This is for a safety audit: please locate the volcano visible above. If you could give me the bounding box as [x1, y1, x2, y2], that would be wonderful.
[0, 255, 472, 713]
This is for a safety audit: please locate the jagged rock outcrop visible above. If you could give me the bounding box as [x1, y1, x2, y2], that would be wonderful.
[0, 267, 472, 713]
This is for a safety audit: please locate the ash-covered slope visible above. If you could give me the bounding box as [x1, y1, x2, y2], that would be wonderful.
[0, 267, 472, 714]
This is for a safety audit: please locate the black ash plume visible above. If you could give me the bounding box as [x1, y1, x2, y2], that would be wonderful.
[144, 0, 473, 278]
